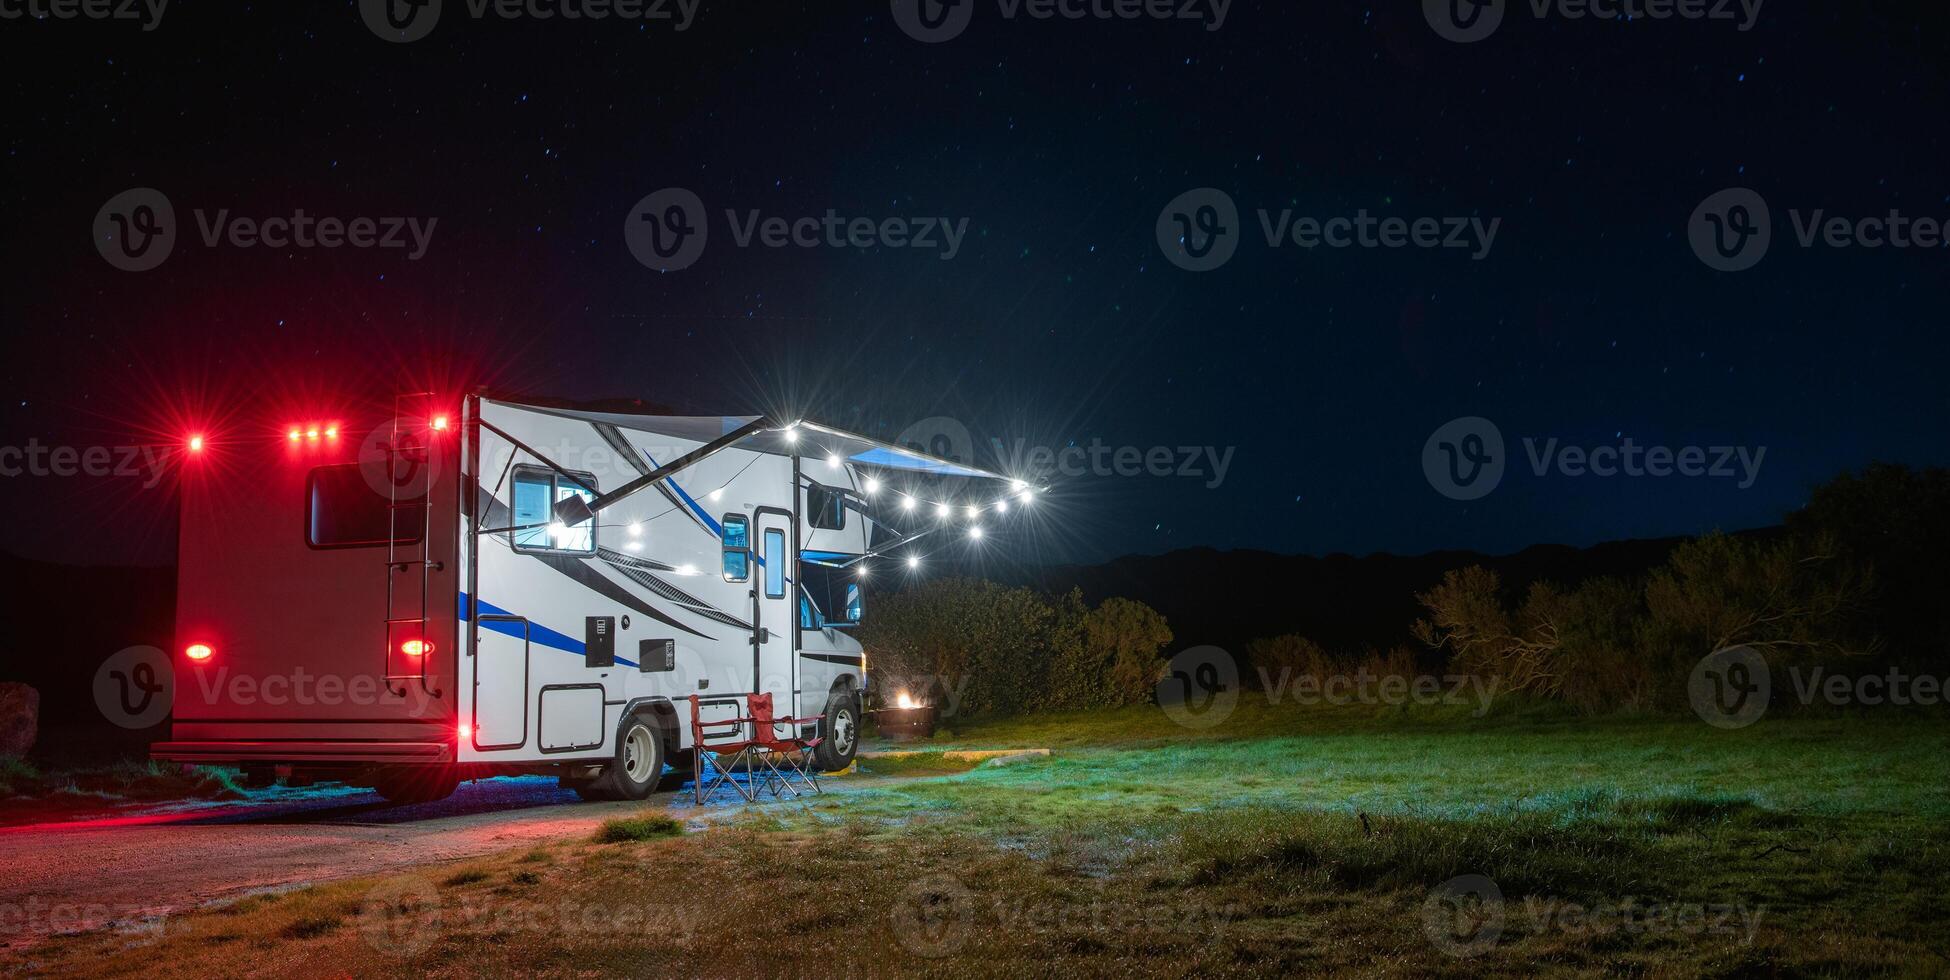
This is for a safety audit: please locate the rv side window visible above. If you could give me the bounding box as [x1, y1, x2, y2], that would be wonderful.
[807, 482, 846, 530]
[763, 528, 786, 598]
[307, 464, 424, 549]
[721, 514, 750, 582]
[510, 466, 598, 555]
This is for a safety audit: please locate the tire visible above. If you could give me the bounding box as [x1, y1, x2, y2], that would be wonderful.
[812, 687, 861, 772]
[371, 765, 460, 805]
[578, 714, 664, 802]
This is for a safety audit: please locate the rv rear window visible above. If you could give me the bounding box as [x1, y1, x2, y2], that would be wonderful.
[307, 464, 425, 549]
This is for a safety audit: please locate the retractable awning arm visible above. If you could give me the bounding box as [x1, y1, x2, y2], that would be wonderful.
[550, 416, 775, 528]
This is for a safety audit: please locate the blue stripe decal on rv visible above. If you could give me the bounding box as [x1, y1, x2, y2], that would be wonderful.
[639, 450, 723, 538]
[458, 593, 639, 669]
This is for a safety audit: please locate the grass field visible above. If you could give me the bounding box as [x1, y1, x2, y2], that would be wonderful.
[12, 701, 1950, 977]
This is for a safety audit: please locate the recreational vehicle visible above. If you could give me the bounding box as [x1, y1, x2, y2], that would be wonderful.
[152, 393, 1018, 803]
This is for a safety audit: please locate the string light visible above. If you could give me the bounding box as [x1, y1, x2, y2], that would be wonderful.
[863, 477, 881, 495]
[906, 554, 920, 569]
[826, 452, 841, 468]
[934, 502, 952, 519]
[967, 526, 984, 540]
[901, 495, 917, 512]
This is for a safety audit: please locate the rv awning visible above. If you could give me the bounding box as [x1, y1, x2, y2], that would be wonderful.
[509, 404, 1007, 480]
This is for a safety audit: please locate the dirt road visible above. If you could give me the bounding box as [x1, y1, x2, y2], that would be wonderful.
[0, 776, 753, 947]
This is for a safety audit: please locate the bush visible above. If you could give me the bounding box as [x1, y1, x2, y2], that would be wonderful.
[860, 579, 1173, 718]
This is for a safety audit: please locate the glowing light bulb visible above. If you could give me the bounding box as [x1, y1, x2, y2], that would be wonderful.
[782, 426, 798, 443]
[934, 502, 952, 519]
[826, 453, 841, 468]
[864, 477, 881, 495]
[965, 504, 981, 520]
[906, 555, 920, 569]
[968, 526, 984, 540]
[995, 499, 1009, 514]
[1011, 479, 1027, 493]
[1018, 490, 1033, 506]
[901, 496, 917, 512]
[628, 521, 643, 537]
[187, 435, 205, 452]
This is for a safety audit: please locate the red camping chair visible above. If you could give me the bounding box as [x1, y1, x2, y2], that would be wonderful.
[688, 695, 758, 804]
[748, 693, 824, 799]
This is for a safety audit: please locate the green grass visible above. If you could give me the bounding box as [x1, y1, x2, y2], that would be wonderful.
[592, 813, 684, 843]
[12, 701, 1950, 977]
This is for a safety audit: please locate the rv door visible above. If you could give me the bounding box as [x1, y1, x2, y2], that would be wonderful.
[752, 508, 795, 713]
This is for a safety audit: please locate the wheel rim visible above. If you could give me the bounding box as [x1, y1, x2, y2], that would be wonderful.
[832, 707, 856, 756]
[622, 725, 656, 783]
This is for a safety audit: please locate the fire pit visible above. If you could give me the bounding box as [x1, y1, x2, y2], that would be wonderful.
[871, 692, 937, 740]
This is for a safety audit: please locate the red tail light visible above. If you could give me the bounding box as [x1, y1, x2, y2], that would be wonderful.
[187, 435, 205, 452]
[185, 643, 214, 662]
[401, 639, 432, 657]
[431, 415, 450, 432]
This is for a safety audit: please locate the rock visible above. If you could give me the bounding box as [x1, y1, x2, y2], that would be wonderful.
[0, 683, 39, 758]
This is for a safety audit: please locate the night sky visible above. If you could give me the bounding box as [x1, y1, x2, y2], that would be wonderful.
[2, 1, 1946, 569]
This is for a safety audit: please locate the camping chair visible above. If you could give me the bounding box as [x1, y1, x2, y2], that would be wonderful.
[748, 693, 824, 799]
[687, 694, 758, 804]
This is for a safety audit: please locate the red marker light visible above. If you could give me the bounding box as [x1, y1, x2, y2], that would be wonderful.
[306, 428, 320, 440]
[430, 415, 450, 432]
[458, 723, 473, 739]
[288, 428, 301, 441]
[401, 639, 432, 657]
[185, 643, 213, 662]
[324, 425, 339, 439]
[187, 435, 205, 452]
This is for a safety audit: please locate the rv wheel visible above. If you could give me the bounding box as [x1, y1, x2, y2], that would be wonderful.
[576, 715, 664, 801]
[812, 687, 860, 772]
[371, 765, 460, 805]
